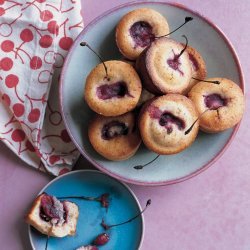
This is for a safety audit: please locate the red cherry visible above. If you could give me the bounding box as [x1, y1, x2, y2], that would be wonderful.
[49, 155, 60, 164]
[59, 37, 73, 51]
[59, 168, 70, 175]
[2, 94, 11, 106]
[5, 74, 19, 88]
[20, 29, 33, 42]
[39, 35, 53, 48]
[25, 140, 35, 152]
[0, 57, 13, 71]
[93, 233, 110, 246]
[47, 20, 59, 35]
[30, 56, 42, 70]
[0, 0, 5, 5]
[61, 129, 71, 143]
[13, 103, 25, 117]
[1, 40, 14, 52]
[28, 108, 40, 123]
[0, 7, 5, 16]
[11, 129, 25, 142]
[40, 10, 53, 22]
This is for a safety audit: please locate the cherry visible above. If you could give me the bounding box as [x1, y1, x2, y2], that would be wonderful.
[5, 74, 19, 88]
[59, 168, 70, 176]
[0, 0, 4, 5]
[204, 94, 226, 110]
[59, 37, 73, 50]
[0, 7, 5, 16]
[80, 42, 109, 79]
[101, 199, 151, 230]
[28, 108, 40, 123]
[48, 20, 59, 35]
[2, 94, 11, 106]
[20, 29, 33, 42]
[101, 121, 129, 140]
[93, 233, 109, 246]
[13, 103, 25, 117]
[25, 140, 35, 152]
[39, 35, 53, 48]
[1, 40, 14, 52]
[61, 129, 71, 143]
[0, 57, 13, 71]
[11, 129, 25, 142]
[30, 56, 42, 69]
[49, 155, 60, 164]
[40, 10, 53, 22]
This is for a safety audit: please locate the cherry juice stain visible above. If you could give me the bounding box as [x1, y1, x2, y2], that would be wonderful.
[101, 121, 129, 140]
[129, 21, 155, 48]
[204, 94, 227, 110]
[96, 81, 130, 100]
[167, 50, 184, 76]
[148, 106, 185, 134]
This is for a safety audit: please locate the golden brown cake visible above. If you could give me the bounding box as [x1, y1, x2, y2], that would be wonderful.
[25, 193, 79, 237]
[136, 37, 192, 95]
[139, 94, 199, 154]
[84, 60, 142, 116]
[88, 112, 141, 161]
[188, 78, 245, 133]
[116, 8, 169, 60]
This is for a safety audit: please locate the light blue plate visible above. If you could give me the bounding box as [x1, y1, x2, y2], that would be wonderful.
[60, 2, 244, 185]
[28, 170, 144, 250]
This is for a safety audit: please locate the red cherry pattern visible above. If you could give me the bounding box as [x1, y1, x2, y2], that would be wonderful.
[59, 37, 73, 50]
[28, 108, 40, 123]
[11, 129, 25, 142]
[0, 0, 82, 174]
[30, 56, 42, 69]
[0, 57, 13, 71]
[20, 29, 33, 42]
[1, 40, 14, 52]
[5, 74, 19, 88]
[2, 94, 11, 106]
[13, 103, 25, 117]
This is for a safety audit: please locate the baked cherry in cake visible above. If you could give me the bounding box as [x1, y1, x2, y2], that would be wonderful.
[84, 60, 142, 116]
[188, 78, 245, 133]
[184, 45, 207, 94]
[136, 37, 192, 95]
[116, 8, 169, 60]
[88, 112, 141, 160]
[139, 94, 199, 154]
[25, 193, 79, 237]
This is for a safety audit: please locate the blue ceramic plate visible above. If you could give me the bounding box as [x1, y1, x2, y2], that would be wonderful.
[60, 2, 244, 186]
[28, 170, 144, 250]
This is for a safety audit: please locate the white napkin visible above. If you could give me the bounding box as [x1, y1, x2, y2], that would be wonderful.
[0, 0, 83, 175]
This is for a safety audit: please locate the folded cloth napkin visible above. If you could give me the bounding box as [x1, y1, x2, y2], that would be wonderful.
[0, 0, 83, 175]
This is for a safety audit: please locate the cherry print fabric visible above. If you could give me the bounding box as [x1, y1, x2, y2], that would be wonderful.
[0, 0, 83, 175]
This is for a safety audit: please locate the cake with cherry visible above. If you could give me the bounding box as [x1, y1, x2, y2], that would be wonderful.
[139, 94, 199, 155]
[136, 37, 192, 95]
[188, 78, 245, 133]
[88, 112, 141, 160]
[116, 8, 169, 60]
[25, 193, 79, 237]
[184, 45, 207, 94]
[84, 60, 142, 116]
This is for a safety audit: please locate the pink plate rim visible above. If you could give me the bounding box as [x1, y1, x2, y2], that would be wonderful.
[59, 1, 245, 186]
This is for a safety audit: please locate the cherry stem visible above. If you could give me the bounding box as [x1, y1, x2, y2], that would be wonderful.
[101, 199, 151, 230]
[80, 42, 109, 80]
[155, 17, 193, 38]
[185, 109, 209, 135]
[176, 35, 188, 59]
[45, 235, 49, 250]
[57, 193, 109, 207]
[133, 154, 160, 170]
[192, 77, 220, 84]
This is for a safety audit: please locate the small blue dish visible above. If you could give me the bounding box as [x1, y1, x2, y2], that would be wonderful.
[28, 170, 144, 250]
